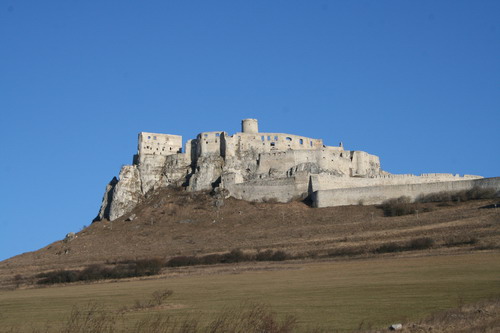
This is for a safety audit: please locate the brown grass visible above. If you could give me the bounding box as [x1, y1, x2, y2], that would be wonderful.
[1, 188, 499, 289]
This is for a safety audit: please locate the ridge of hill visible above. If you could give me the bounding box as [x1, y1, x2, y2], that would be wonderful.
[1, 187, 499, 289]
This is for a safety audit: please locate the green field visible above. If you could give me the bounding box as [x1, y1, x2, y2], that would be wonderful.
[1, 252, 500, 332]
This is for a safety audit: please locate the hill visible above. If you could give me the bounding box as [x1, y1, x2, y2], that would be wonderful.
[1, 187, 499, 290]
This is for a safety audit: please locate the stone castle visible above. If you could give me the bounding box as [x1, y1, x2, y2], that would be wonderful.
[96, 119, 498, 221]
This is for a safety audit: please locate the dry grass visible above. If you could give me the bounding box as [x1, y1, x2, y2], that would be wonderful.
[1, 252, 500, 332]
[1, 188, 499, 289]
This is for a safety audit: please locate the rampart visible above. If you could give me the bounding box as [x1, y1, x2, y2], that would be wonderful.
[312, 177, 500, 208]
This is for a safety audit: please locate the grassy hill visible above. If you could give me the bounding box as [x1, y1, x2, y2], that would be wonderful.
[0, 188, 499, 331]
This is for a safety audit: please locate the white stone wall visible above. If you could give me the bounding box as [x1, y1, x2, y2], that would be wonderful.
[197, 131, 224, 157]
[138, 132, 182, 156]
[310, 173, 483, 193]
[312, 177, 500, 208]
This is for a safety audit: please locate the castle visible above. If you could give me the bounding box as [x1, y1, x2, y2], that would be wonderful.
[96, 119, 498, 221]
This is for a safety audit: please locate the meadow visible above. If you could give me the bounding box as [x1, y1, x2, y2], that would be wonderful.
[1, 251, 499, 332]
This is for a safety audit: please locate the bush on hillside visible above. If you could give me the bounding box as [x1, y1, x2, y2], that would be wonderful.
[380, 196, 415, 217]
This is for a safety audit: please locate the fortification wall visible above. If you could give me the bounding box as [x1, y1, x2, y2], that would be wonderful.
[310, 173, 483, 192]
[226, 175, 309, 202]
[138, 132, 182, 156]
[312, 177, 500, 208]
[229, 132, 324, 155]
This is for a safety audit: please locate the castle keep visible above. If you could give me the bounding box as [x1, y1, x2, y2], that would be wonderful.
[96, 119, 498, 221]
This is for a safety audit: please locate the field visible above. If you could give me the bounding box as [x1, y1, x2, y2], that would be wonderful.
[1, 251, 500, 332]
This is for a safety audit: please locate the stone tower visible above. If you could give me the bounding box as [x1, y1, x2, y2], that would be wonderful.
[241, 118, 259, 133]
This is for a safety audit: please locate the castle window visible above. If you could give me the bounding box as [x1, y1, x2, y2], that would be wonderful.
[271, 142, 276, 147]
[153, 136, 157, 140]
[261, 136, 265, 141]
[274, 136, 278, 141]
[310, 141, 313, 147]
[300, 139, 304, 145]
[204, 134, 208, 138]
[216, 133, 220, 137]
[286, 137, 292, 142]
[148, 136, 151, 139]
[267, 136, 271, 141]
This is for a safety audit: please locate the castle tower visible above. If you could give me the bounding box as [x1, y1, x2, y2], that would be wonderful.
[241, 118, 259, 133]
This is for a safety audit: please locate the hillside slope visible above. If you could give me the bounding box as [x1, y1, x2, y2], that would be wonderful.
[1, 187, 499, 289]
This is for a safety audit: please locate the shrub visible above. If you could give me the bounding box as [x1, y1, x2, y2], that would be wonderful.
[166, 255, 200, 267]
[200, 253, 223, 265]
[256, 250, 274, 261]
[445, 236, 478, 247]
[36, 269, 79, 285]
[270, 250, 288, 261]
[327, 247, 367, 257]
[222, 249, 249, 263]
[36, 258, 165, 285]
[380, 196, 415, 217]
[374, 242, 403, 253]
[408, 237, 434, 250]
[134, 258, 163, 276]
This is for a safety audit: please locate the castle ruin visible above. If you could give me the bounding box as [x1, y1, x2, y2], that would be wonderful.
[96, 119, 498, 221]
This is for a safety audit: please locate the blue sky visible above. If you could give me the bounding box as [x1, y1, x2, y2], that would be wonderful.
[1, 1, 498, 261]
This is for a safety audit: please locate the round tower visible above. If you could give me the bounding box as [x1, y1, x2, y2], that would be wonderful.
[241, 118, 259, 133]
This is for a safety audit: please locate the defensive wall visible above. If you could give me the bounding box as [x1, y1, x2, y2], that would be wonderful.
[224, 175, 310, 202]
[312, 177, 500, 208]
[310, 173, 483, 192]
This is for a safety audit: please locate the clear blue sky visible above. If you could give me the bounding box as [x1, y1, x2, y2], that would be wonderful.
[1, 1, 499, 261]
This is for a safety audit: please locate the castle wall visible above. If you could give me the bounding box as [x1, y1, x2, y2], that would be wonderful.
[230, 132, 324, 155]
[197, 131, 224, 157]
[138, 132, 182, 156]
[226, 175, 309, 202]
[312, 177, 500, 208]
[310, 173, 483, 193]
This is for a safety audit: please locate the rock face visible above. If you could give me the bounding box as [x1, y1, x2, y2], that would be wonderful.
[95, 119, 483, 221]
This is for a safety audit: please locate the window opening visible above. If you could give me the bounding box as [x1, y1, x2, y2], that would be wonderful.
[261, 136, 265, 141]
[286, 137, 292, 142]
[267, 136, 271, 141]
[274, 136, 278, 141]
[300, 139, 304, 145]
